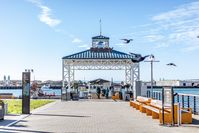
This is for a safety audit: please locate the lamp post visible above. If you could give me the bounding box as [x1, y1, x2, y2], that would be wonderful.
[145, 55, 159, 98]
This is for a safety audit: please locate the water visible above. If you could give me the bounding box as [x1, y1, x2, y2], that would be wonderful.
[0, 88, 61, 97]
[151, 88, 199, 95]
[1, 87, 199, 97]
[152, 88, 199, 94]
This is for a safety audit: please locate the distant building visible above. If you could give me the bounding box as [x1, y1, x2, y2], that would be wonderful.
[156, 80, 180, 86]
[3, 75, 6, 81]
[89, 78, 110, 90]
[155, 79, 199, 87]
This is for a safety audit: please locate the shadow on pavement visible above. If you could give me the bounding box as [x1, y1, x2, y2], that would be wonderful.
[0, 128, 54, 133]
[182, 118, 199, 128]
[0, 119, 17, 127]
[32, 113, 91, 118]
[192, 118, 199, 125]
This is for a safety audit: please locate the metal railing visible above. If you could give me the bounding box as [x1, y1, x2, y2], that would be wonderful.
[177, 93, 199, 115]
[146, 90, 199, 114]
[147, 90, 162, 100]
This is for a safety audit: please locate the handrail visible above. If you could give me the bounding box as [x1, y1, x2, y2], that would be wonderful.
[177, 93, 199, 97]
[148, 90, 199, 97]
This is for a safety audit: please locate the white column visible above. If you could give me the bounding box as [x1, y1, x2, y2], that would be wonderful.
[68, 65, 71, 92]
[62, 59, 65, 94]
[125, 66, 127, 84]
[137, 63, 140, 81]
[72, 66, 75, 82]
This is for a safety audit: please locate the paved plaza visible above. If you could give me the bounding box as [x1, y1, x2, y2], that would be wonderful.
[0, 99, 199, 133]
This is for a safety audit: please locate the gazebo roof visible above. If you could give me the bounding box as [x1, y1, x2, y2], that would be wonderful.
[62, 48, 134, 60]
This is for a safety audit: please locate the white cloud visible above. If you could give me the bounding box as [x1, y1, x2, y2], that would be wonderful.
[28, 0, 61, 27]
[152, 2, 199, 21]
[137, 1, 199, 51]
[38, 6, 61, 27]
[72, 38, 83, 43]
[144, 35, 165, 42]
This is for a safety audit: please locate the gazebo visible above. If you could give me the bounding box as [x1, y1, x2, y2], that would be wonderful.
[62, 34, 140, 100]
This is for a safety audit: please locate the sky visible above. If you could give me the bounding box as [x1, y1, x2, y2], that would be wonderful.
[0, 0, 199, 82]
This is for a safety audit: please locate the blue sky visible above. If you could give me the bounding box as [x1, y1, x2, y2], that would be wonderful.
[0, 0, 199, 81]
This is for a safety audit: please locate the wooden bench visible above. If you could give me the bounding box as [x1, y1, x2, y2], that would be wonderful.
[130, 97, 192, 124]
[130, 96, 151, 110]
[140, 100, 171, 119]
[159, 106, 192, 124]
[141, 104, 160, 119]
[130, 101, 142, 110]
[150, 100, 192, 124]
[137, 96, 151, 104]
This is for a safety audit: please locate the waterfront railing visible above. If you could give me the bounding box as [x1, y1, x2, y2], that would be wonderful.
[146, 90, 199, 114]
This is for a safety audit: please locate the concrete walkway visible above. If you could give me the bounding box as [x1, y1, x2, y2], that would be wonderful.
[0, 99, 199, 133]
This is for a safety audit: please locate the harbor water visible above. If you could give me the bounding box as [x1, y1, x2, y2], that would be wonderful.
[0, 87, 199, 97]
[0, 88, 61, 97]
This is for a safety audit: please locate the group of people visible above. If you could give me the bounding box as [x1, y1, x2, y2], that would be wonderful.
[96, 87, 110, 99]
[96, 86, 133, 100]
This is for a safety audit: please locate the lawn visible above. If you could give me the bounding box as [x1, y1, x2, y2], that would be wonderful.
[3, 99, 54, 114]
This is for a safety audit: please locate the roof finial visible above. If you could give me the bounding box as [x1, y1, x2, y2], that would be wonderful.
[100, 19, 102, 36]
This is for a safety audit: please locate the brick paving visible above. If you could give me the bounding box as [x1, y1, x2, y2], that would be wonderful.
[0, 99, 199, 133]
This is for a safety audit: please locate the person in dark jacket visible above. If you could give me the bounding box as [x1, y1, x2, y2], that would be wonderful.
[96, 87, 101, 99]
[106, 87, 109, 99]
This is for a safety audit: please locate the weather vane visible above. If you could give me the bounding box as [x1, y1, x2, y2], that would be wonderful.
[100, 19, 102, 35]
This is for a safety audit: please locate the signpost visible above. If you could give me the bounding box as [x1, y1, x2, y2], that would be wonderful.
[161, 86, 175, 126]
[22, 72, 31, 114]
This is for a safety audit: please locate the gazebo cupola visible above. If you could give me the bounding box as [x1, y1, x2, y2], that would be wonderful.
[92, 35, 110, 48]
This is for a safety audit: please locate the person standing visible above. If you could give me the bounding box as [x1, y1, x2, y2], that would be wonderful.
[106, 87, 109, 99]
[96, 87, 101, 99]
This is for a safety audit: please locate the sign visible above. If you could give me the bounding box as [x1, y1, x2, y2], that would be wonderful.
[22, 72, 30, 114]
[164, 86, 172, 106]
[162, 86, 175, 126]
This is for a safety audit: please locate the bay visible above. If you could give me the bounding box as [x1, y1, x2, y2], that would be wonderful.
[0, 88, 61, 97]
